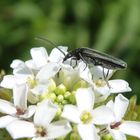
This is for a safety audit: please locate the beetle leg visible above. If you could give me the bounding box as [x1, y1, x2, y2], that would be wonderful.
[79, 53, 88, 70]
[73, 59, 78, 68]
[70, 58, 74, 66]
[103, 67, 111, 88]
[105, 69, 110, 79]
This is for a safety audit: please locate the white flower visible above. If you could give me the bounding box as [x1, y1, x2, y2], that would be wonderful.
[0, 47, 68, 104]
[106, 94, 140, 139]
[56, 66, 81, 90]
[6, 100, 72, 140]
[1, 60, 35, 89]
[26, 46, 68, 70]
[1, 46, 67, 89]
[61, 87, 115, 140]
[30, 62, 60, 94]
[78, 62, 131, 101]
[0, 84, 36, 128]
[1, 60, 61, 103]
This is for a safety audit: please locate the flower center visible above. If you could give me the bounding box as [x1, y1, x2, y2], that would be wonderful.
[80, 111, 93, 124]
[27, 76, 37, 88]
[95, 79, 106, 87]
[16, 107, 25, 115]
[36, 126, 47, 137]
[110, 122, 121, 129]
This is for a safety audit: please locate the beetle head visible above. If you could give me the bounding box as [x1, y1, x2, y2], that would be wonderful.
[63, 49, 81, 62]
[63, 52, 73, 62]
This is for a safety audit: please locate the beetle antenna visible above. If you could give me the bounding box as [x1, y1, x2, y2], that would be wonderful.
[35, 37, 66, 56]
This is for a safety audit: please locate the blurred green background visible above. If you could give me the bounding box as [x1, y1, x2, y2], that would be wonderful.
[0, 0, 140, 101]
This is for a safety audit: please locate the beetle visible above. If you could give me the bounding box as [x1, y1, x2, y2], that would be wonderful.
[35, 37, 127, 70]
[63, 47, 127, 70]
[35, 37, 127, 87]
[62, 47, 127, 88]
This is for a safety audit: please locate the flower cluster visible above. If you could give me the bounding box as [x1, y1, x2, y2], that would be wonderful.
[0, 46, 140, 140]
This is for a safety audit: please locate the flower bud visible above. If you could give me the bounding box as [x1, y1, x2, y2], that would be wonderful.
[64, 91, 71, 99]
[48, 79, 56, 92]
[56, 95, 64, 103]
[73, 80, 87, 90]
[69, 91, 76, 104]
[55, 84, 67, 95]
[49, 93, 57, 102]
[62, 100, 69, 105]
[70, 132, 80, 140]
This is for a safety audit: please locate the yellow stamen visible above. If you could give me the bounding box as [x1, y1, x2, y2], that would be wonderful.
[95, 79, 106, 87]
[80, 111, 93, 124]
[27, 76, 37, 88]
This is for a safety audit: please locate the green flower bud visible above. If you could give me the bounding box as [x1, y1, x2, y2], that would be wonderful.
[69, 91, 76, 104]
[49, 93, 57, 102]
[70, 132, 80, 140]
[40, 91, 49, 100]
[48, 79, 56, 92]
[56, 107, 62, 118]
[102, 134, 112, 140]
[64, 91, 71, 99]
[54, 102, 59, 105]
[55, 84, 67, 95]
[73, 80, 87, 90]
[62, 100, 69, 105]
[56, 95, 64, 103]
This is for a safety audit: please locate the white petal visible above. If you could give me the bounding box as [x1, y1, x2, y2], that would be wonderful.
[95, 93, 110, 103]
[114, 94, 129, 121]
[76, 87, 94, 111]
[25, 59, 38, 70]
[0, 115, 17, 128]
[77, 124, 99, 140]
[60, 63, 74, 71]
[0, 75, 16, 89]
[78, 62, 93, 85]
[120, 121, 140, 138]
[110, 129, 126, 140]
[10, 75, 28, 86]
[92, 106, 115, 125]
[47, 120, 72, 139]
[36, 63, 60, 83]
[6, 120, 36, 139]
[20, 105, 36, 118]
[34, 100, 58, 127]
[10, 59, 24, 69]
[0, 99, 16, 114]
[32, 137, 47, 140]
[109, 80, 132, 93]
[31, 47, 48, 68]
[31, 83, 50, 95]
[90, 66, 114, 81]
[61, 105, 81, 123]
[27, 92, 39, 104]
[58, 46, 68, 52]
[13, 63, 33, 76]
[94, 85, 110, 95]
[106, 100, 114, 111]
[13, 84, 27, 110]
[49, 47, 65, 63]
